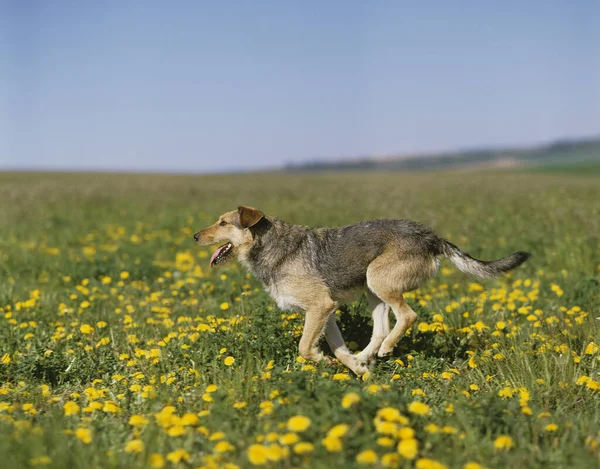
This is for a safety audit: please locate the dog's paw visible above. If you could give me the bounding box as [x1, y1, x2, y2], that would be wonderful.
[320, 355, 335, 366]
[377, 347, 392, 358]
[353, 364, 370, 377]
[367, 358, 378, 371]
[342, 355, 369, 377]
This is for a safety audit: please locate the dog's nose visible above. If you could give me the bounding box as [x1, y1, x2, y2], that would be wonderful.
[193, 233, 200, 242]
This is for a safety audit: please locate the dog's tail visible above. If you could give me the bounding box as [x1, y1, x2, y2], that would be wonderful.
[440, 240, 530, 280]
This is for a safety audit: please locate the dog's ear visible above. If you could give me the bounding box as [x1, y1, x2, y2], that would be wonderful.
[238, 206, 265, 228]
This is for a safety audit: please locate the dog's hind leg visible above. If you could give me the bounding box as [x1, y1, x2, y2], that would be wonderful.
[367, 250, 431, 357]
[325, 315, 369, 376]
[355, 291, 390, 363]
[376, 296, 417, 357]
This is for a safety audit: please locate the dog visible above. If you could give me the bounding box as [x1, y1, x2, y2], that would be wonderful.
[194, 206, 530, 376]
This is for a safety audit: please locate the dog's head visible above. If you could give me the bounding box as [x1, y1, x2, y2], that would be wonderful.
[194, 206, 265, 267]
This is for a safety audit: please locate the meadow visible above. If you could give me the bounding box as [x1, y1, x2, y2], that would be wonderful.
[0, 170, 599, 469]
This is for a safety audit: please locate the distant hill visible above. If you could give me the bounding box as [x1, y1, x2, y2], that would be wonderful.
[286, 136, 600, 172]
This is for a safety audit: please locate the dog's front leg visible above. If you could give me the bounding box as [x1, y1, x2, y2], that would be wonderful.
[298, 301, 336, 363]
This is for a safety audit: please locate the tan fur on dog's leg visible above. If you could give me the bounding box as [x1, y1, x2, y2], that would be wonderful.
[377, 297, 417, 357]
[298, 300, 335, 363]
[367, 249, 431, 357]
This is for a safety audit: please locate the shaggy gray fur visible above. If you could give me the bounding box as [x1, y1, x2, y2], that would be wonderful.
[244, 217, 529, 289]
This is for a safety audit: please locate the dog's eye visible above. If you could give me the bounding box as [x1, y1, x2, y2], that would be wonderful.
[219, 220, 227, 226]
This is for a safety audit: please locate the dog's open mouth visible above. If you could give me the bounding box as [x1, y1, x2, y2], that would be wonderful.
[210, 242, 233, 267]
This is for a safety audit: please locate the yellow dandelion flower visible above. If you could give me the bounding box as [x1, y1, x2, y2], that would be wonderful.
[265, 444, 285, 461]
[64, 401, 80, 416]
[166, 449, 189, 463]
[233, 401, 247, 409]
[96, 337, 110, 347]
[75, 427, 92, 444]
[224, 356, 235, 366]
[1, 354, 11, 364]
[125, 439, 144, 453]
[209, 431, 225, 441]
[287, 415, 311, 432]
[376, 421, 398, 436]
[198, 425, 210, 435]
[356, 449, 378, 464]
[259, 400, 274, 416]
[382, 453, 400, 467]
[327, 424, 349, 438]
[494, 435, 514, 450]
[397, 438, 418, 459]
[102, 401, 121, 414]
[586, 380, 600, 391]
[214, 441, 234, 453]
[279, 432, 300, 446]
[206, 384, 218, 393]
[424, 423, 440, 434]
[322, 435, 343, 452]
[333, 373, 351, 381]
[521, 406, 533, 415]
[148, 453, 165, 468]
[545, 423, 559, 432]
[128, 414, 149, 427]
[377, 407, 402, 422]
[576, 376, 590, 386]
[366, 384, 381, 394]
[377, 437, 395, 447]
[247, 444, 268, 465]
[181, 413, 199, 426]
[341, 392, 361, 408]
[293, 442, 314, 454]
[167, 425, 186, 437]
[80, 324, 94, 334]
[407, 401, 431, 416]
[464, 463, 488, 469]
[220, 302, 230, 311]
[416, 458, 447, 469]
[397, 427, 415, 440]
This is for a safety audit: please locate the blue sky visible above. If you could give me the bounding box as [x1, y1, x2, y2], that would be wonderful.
[1, 1, 599, 172]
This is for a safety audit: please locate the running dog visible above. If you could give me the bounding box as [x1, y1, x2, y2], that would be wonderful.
[194, 206, 529, 375]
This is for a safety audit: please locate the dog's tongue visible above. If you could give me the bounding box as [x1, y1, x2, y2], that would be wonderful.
[210, 243, 230, 267]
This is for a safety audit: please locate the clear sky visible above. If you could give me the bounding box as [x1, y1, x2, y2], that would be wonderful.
[1, 1, 599, 173]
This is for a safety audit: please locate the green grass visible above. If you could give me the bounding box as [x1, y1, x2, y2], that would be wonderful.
[1, 170, 599, 469]
[525, 161, 600, 175]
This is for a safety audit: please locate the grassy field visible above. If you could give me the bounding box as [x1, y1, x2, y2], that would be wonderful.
[1, 170, 599, 469]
